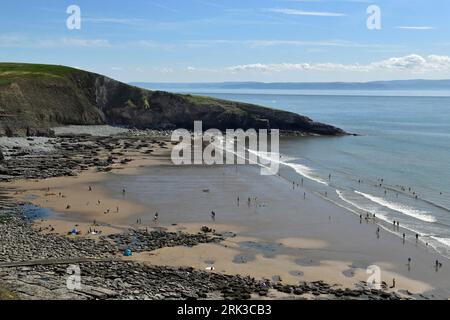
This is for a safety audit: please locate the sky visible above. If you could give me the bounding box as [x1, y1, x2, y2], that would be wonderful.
[1, 0, 450, 83]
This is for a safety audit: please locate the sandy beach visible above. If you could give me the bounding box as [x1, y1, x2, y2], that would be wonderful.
[3, 142, 450, 300]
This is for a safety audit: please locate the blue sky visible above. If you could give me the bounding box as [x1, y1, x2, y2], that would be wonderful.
[1, 0, 450, 82]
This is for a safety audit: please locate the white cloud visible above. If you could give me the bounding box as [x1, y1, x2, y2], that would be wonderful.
[396, 26, 435, 30]
[84, 17, 145, 26]
[58, 38, 111, 47]
[0, 35, 110, 48]
[220, 54, 450, 74]
[266, 8, 346, 17]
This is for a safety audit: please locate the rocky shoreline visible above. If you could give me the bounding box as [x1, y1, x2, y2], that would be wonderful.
[0, 129, 172, 181]
[0, 192, 403, 300]
[0, 130, 403, 300]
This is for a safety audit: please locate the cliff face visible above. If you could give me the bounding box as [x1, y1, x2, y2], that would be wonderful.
[0, 63, 346, 136]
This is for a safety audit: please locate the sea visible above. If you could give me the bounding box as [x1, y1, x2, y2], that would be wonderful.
[154, 87, 450, 258]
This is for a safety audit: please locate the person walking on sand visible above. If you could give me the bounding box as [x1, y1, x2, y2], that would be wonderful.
[303, 192, 306, 200]
[391, 278, 396, 289]
[211, 211, 216, 221]
[89, 186, 92, 192]
[153, 212, 159, 222]
[301, 178, 304, 186]
[237, 197, 240, 206]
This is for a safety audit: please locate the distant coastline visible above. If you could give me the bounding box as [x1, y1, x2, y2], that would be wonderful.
[132, 79, 450, 91]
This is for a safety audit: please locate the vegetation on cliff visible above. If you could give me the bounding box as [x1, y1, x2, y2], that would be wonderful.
[0, 63, 345, 136]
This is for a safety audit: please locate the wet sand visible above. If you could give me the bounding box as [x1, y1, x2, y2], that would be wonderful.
[4, 157, 450, 298]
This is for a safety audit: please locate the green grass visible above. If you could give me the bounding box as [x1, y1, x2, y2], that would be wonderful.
[0, 63, 80, 85]
[0, 63, 79, 75]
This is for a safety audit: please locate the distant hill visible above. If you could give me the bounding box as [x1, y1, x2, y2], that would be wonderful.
[132, 79, 450, 91]
[0, 63, 345, 136]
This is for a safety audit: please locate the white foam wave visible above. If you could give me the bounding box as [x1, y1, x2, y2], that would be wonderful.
[355, 191, 437, 223]
[336, 190, 390, 223]
[214, 137, 328, 185]
[285, 163, 328, 186]
[430, 236, 450, 248]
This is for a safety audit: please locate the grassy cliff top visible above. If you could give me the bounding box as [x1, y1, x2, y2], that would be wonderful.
[0, 63, 80, 85]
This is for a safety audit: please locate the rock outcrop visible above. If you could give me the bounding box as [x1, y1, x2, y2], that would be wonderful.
[0, 63, 346, 136]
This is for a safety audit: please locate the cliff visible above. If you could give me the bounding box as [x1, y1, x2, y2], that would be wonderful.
[0, 63, 346, 136]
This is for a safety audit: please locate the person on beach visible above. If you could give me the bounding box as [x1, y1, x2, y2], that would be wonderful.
[415, 234, 419, 242]
[391, 278, 396, 289]
[116, 206, 119, 213]
[402, 233, 406, 244]
[211, 211, 216, 221]
[89, 186, 92, 192]
[301, 178, 304, 186]
[303, 192, 306, 200]
[122, 188, 126, 195]
[237, 197, 240, 206]
[153, 212, 159, 222]
[328, 174, 331, 181]
[248, 197, 251, 206]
